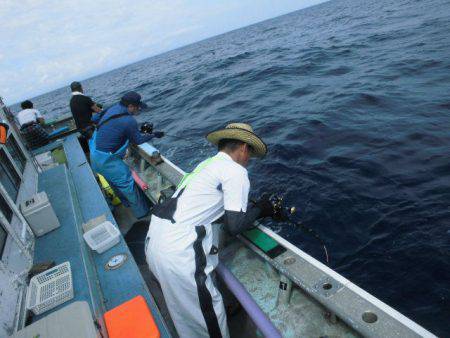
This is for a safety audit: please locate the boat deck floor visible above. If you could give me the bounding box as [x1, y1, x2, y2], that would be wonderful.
[33, 165, 92, 321]
[112, 203, 151, 234]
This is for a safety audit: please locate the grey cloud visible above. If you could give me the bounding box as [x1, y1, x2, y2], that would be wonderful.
[0, 0, 327, 103]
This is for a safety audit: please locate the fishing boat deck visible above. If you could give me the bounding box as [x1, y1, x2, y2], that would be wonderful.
[30, 134, 171, 337]
[33, 165, 93, 320]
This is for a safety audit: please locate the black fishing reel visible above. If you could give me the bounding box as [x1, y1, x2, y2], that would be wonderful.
[269, 194, 296, 221]
[269, 194, 330, 264]
[140, 122, 154, 134]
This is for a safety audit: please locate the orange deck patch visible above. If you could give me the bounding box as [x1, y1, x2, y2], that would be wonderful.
[104, 295, 160, 338]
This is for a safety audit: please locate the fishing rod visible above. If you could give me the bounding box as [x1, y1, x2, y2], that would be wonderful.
[268, 194, 330, 264]
[164, 132, 205, 145]
[292, 220, 329, 264]
[140, 122, 205, 145]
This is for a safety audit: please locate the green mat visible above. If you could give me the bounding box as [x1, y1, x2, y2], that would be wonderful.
[242, 228, 286, 258]
[243, 228, 279, 253]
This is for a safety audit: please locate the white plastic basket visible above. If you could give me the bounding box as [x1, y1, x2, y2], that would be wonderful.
[26, 261, 74, 315]
[83, 221, 120, 254]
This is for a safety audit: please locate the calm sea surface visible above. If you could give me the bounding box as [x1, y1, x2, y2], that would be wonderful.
[25, 0, 450, 335]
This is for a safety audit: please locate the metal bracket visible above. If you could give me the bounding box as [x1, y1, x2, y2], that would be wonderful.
[313, 276, 343, 298]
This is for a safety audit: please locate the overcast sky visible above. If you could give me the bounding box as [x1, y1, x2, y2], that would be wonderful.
[1, 0, 326, 104]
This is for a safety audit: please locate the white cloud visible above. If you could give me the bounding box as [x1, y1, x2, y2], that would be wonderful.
[0, 0, 327, 104]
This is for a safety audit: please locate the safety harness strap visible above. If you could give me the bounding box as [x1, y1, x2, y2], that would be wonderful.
[97, 112, 129, 129]
[177, 155, 220, 190]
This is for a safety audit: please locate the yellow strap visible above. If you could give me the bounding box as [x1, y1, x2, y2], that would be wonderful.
[177, 156, 219, 190]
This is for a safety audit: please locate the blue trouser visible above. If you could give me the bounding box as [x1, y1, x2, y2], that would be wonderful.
[89, 131, 150, 218]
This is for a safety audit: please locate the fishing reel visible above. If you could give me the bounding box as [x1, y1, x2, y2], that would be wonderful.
[269, 194, 296, 221]
[140, 122, 154, 134]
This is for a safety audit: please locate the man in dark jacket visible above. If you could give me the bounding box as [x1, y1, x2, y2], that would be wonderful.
[69, 81, 101, 153]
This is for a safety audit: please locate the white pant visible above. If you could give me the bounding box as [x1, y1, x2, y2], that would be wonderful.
[145, 216, 230, 338]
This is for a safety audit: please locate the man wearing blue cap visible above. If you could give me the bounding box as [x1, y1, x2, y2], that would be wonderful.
[89, 91, 164, 218]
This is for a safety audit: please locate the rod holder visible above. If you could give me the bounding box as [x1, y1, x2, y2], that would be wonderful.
[276, 273, 292, 306]
[139, 158, 147, 172]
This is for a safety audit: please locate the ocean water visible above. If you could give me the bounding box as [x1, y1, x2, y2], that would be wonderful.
[26, 0, 450, 335]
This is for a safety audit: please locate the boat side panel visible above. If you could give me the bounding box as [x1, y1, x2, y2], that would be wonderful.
[2, 160, 37, 273]
[0, 160, 37, 336]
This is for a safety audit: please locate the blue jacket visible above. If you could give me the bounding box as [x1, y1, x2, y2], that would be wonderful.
[93, 103, 154, 153]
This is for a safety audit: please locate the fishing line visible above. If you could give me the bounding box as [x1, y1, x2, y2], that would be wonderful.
[290, 219, 330, 264]
[268, 194, 330, 264]
[284, 219, 330, 264]
[164, 132, 205, 146]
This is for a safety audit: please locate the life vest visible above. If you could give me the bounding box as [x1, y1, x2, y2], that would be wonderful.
[0, 120, 9, 144]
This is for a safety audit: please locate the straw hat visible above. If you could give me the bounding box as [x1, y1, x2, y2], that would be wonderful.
[206, 123, 267, 157]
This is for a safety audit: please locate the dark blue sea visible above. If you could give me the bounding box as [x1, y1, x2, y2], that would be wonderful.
[25, 0, 450, 335]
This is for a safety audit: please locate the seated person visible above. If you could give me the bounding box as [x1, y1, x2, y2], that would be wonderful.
[16, 100, 49, 149]
[17, 100, 45, 128]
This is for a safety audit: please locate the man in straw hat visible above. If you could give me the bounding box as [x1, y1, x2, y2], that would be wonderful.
[145, 123, 275, 338]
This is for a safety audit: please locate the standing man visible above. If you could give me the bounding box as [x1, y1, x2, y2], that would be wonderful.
[145, 123, 274, 338]
[89, 91, 164, 219]
[69, 81, 101, 154]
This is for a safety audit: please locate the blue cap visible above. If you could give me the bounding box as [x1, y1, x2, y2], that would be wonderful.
[121, 91, 149, 109]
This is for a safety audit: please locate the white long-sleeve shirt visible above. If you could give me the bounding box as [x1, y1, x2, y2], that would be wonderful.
[16, 108, 42, 127]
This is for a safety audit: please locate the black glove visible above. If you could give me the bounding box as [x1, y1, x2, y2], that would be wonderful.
[140, 122, 153, 134]
[255, 195, 274, 219]
[153, 131, 165, 138]
[273, 206, 289, 221]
